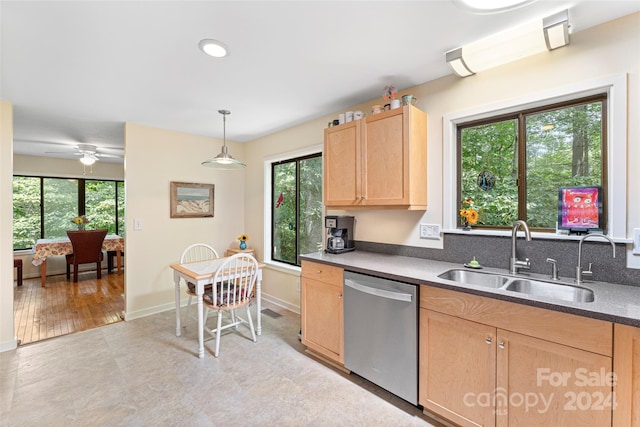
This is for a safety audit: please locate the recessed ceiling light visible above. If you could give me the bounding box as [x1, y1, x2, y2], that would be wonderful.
[198, 39, 229, 58]
[453, 0, 537, 14]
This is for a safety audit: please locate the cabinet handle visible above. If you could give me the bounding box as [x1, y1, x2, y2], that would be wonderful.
[316, 270, 322, 274]
[499, 342, 505, 349]
[338, 293, 343, 299]
[485, 337, 492, 345]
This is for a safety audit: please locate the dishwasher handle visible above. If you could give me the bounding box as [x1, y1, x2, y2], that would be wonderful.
[344, 279, 413, 302]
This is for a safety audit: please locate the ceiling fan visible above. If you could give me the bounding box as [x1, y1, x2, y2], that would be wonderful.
[45, 143, 123, 165]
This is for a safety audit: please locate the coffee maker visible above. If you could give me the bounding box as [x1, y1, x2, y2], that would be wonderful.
[325, 215, 355, 254]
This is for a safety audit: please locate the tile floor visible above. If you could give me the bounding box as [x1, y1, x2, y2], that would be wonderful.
[1, 303, 445, 426]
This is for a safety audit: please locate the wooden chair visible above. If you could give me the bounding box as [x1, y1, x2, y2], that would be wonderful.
[14, 259, 23, 286]
[202, 253, 259, 357]
[65, 229, 108, 282]
[181, 243, 219, 328]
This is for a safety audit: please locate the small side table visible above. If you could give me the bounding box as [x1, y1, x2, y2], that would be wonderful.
[224, 247, 256, 259]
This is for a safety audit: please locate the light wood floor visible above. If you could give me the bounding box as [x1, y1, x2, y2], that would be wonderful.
[13, 270, 124, 345]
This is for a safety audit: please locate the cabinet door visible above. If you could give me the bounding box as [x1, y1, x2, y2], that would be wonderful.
[613, 324, 640, 427]
[301, 277, 344, 364]
[496, 330, 613, 427]
[324, 121, 361, 207]
[420, 309, 497, 427]
[362, 109, 407, 205]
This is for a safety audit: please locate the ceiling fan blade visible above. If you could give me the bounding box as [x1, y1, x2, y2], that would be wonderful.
[44, 151, 82, 155]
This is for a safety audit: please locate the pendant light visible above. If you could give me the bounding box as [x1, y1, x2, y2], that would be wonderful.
[202, 109, 246, 170]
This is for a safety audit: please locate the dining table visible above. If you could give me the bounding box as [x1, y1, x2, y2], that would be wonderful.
[32, 234, 125, 287]
[170, 256, 264, 359]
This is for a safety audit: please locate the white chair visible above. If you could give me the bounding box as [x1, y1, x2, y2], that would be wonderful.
[202, 253, 259, 357]
[181, 243, 219, 328]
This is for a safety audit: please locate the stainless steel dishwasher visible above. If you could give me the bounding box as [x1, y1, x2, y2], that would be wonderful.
[343, 271, 418, 405]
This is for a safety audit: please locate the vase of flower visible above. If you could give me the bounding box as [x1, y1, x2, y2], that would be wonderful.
[237, 233, 249, 250]
[71, 215, 90, 231]
[460, 198, 478, 230]
[383, 84, 399, 109]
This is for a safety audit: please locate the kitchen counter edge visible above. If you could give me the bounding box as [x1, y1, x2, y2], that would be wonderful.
[300, 251, 640, 328]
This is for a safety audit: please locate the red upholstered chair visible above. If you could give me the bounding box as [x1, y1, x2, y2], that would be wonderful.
[65, 229, 108, 282]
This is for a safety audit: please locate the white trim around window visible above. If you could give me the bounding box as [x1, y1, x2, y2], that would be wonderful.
[443, 73, 628, 241]
[262, 144, 324, 271]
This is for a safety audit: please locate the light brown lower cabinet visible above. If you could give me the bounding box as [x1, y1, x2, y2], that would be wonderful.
[420, 285, 614, 427]
[613, 323, 640, 427]
[300, 260, 344, 365]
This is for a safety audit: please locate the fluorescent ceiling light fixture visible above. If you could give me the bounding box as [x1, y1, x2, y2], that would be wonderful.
[198, 39, 228, 58]
[453, 0, 537, 14]
[543, 9, 570, 50]
[202, 110, 246, 170]
[446, 9, 570, 77]
[80, 153, 97, 166]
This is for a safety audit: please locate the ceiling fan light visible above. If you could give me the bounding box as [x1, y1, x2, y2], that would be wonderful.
[80, 154, 96, 166]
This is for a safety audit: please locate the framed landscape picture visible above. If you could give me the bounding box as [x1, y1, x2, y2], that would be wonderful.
[170, 182, 214, 218]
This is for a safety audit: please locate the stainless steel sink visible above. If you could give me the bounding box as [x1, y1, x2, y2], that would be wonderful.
[504, 279, 595, 303]
[437, 269, 509, 288]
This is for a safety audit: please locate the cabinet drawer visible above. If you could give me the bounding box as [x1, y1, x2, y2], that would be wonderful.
[421, 285, 612, 356]
[301, 260, 343, 286]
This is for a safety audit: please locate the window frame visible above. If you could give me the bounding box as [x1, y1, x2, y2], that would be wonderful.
[455, 93, 608, 232]
[263, 144, 323, 271]
[12, 174, 125, 250]
[443, 74, 627, 240]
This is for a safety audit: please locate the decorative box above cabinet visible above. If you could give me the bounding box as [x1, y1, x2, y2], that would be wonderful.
[323, 105, 427, 210]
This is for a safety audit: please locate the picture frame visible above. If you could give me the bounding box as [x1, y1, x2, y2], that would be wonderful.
[557, 186, 602, 233]
[170, 181, 214, 218]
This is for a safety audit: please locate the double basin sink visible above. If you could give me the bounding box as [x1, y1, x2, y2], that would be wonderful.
[437, 269, 594, 303]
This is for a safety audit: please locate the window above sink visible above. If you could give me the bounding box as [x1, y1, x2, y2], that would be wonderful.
[443, 74, 628, 241]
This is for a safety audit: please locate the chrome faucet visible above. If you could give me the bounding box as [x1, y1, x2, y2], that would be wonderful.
[510, 220, 532, 274]
[575, 234, 616, 284]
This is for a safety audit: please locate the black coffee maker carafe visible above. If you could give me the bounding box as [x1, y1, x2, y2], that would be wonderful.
[325, 215, 355, 254]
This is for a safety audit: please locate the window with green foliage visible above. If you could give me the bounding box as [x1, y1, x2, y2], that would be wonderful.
[12, 176, 125, 250]
[458, 94, 606, 230]
[271, 153, 323, 266]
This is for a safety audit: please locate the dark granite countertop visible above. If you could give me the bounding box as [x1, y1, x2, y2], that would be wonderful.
[301, 251, 640, 328]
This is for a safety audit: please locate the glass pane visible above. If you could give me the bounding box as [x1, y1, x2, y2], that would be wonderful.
[298, 156, 323, 261]
[86, 180, 117, 234]
[13, 176, 41, 249]
[117, 181, 125, 236]
[526, 101, 603, 228]
[273, 162, 297, 264]
[460, 119, 518, 227]
[43, 178, 78, 238]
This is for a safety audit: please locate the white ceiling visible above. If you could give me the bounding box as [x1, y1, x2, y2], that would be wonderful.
[2, 0, 639, 163]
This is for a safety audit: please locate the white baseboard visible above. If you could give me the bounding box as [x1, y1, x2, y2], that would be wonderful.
[260, 293, 300, 315]
[124, 292, 300, 322]
[0, 338, 18, 353]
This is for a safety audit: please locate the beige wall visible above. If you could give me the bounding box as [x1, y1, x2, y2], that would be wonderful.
[1, 12, 638, 349]
[123, 123, 246, 318]
[1, 101, 16, 351]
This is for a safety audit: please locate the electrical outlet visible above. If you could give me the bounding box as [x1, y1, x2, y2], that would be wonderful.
[420, 223, 441, 240]
[134, 218, 143, 231]
[634, 228, 640, 255]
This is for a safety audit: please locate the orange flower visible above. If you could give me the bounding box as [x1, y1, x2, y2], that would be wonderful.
[467, 209, 479, 225]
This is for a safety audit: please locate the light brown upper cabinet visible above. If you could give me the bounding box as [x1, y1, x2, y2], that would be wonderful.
[324, 105, 427, 210]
